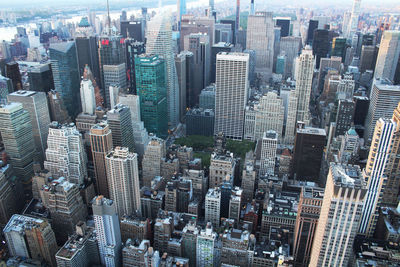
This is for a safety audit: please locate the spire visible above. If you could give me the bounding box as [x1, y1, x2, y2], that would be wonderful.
[107, 0, 111, 35]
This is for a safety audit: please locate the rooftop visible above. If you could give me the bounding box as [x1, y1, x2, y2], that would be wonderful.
[4, 214, 45, 234]
[330, 163, 364, 188]
[297, 127, 326, 136]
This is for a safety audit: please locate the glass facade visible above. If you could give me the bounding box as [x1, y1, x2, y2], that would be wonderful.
[135, 55, 168, 139]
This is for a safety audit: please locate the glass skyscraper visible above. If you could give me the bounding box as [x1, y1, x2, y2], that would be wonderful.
[49, 42, 80, 119]
[135, 55, 168, 139]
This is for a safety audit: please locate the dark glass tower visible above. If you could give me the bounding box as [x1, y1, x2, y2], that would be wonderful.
[120, 20, 144, 42]
[312, 29, 330, 69]
[75, 36, 101, 88]
[5, 62, 22, 91]
[125, 39, 145, 94]
[135, 55, 168, 139]
[49, 41, 80, 119]
[306, 20, 318, 45]
[28, 63, 54, 93]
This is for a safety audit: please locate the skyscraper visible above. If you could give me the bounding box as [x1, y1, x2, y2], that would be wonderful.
[27, 63, 54, 93]
[346, 0, 362, 39]
[4, 214, 58, 267]
[0, 75, 12, 100]
[359, 118, 396, 236]
[105, 147, 141, 217]
[284, 89, 298, 145]
[295, 47, 314, 125]
[135, 55, 168, 139]
[44, 122, 87, 185]
[80, 76, 96, 115]
[98, 35, 126, 102]
[364, 79, 400, 142]
[125, 39, 145, 94]
[177, 0, 187, 29]
[7, 91, 51, 163]
[374, 31, 400, 83]
[103, 63, 127, 108]
[90, 122, 113, 197]
[0, 102, 35, 194]
[107, 104, 135, 152]
[293, 185, 324, 267]
[49, 42, 80, 119]
[205, 188, 221, 228]
[5, 62, 22, 91]
[260, 131, 278, 176]
[292, 127, 326, 185]
[246, 12, 275, 78]
[93, 196, 122, 267]
[141, 136, 166, 187]
[214, 52, 249, 140]
[309, 163, 366, 267]
[146, 13, 180, 127]
[75, 36, 101, 86]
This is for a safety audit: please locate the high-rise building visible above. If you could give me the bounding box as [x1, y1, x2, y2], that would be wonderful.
[331, 37, 347, 59]
[359, 45, 378, 73]
[221, 228, 251, 267]
[153, 217, 172, 254]
[346, 0, 362, 38]
[93, 196, 122, 267]
[374, 31, 400, 83]
[75, 36, 101, 86]
[107, 104, 135, 152]
[364, 79, 400, 142]
[0, 75, 12, 100]
[27, 63, 54, 93]
[244, 92, 284, 141]
[334, 99, 355, 137]
[5, 61, 22, 91]
[180, 15, 215, 52]
[359, 118, 397, 236]
[0, 171, 18, 226]
[103, 63, 127, 108]
[146, 13, 180, 127]
[183, 33, 210, 107]
[105, 147, 141, 217]
[80, 76, 96, 115]
[0, 102, 35, 193]
[182, 221, 199, 267]
[196, 223, 221, 267]
[246, 12, 275, 78]
[306, 20, 319, 45]
[98, 35, 126, 102]
[199, 84, 215, 110]
[125, 39, 145, 94]
[284, 89, 298, 145]
[260, 131, 278, 176]
[177, 0, 187, 29]
[47, 90, 71, 123]
[90, 122, 113, 197]
[122, 239, 158, 267]
[175, 52, 188, 121]
[4, 214, 58, 267]
[55, 222, 100, 267]
[309, 163, 366, 267]
[209, 152, 235, 188]
[135, 55, 168, 138]
[211, 43, 234, 83]
[205, 188, 221, 228]
[292, 127, 326, 185]
[7, 91, 50, 163]
[49, 42, 80, 119]
[241, 153, 256, 203]
[120, 20, 145, 41]
[142, 136, 166, 187]
[293, 185, 324, 267]
[118, 93, 150, 157]
[214, 52, 249, 140]
[40, 177, 88, 243]
[295, 47, 315, 124]
[44, 122, 87, 185]
[312, 29, 331, 69]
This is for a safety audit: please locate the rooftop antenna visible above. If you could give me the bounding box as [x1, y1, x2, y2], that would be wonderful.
[107, 0, 111, 35]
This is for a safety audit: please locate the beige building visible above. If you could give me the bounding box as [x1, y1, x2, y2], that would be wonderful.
[209, 152, 235, 188]
[142, 136, 166, 187]
[309, 163, 366, 267]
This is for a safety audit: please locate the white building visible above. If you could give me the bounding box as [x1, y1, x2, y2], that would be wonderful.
[374, 31, 400, 83]
[214, 52, 249, 140]
[93, 196, 122, 267]
[309, 163, 366, 267]
[205, 188, 221, 228]
[105, 147, 141, 217]
[246, 11, 275, 79]
[295, 47, 314, 125]
[364, 79, 400, 142]
[346, 0, 361, 38]
[146, 13, 180, 127]
[142, 136, 166, 187]
[359, 118, 396, 236]
[79, 78, 96, 115]
[339, 128, 360, 163]
[284, 89, 298, 145]
[7, 90, 51, 162]
[44, 122, 87, 185]
[260, 131, 278, 176]
[244, 92, 284, 141]
[196, 223, 221, 267]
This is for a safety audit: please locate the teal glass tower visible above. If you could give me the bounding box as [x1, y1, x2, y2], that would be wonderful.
[135, 55, 168, 139]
